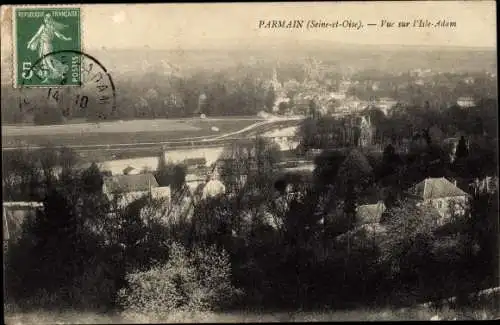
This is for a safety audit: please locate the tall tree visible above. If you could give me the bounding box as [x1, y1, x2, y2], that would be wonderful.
[171, 164, 187, 193]
[155, 152, 171, 187]
[343, 181, 358, 231]
[455, 136, 468, 160]
[453, 136, 469, 178]
[81, 162, 104, 194]
[308, 99, 317, 119]
[264, 85, 276, 112]
[336, 149, 374, 197]
[379, 200, 438, 291]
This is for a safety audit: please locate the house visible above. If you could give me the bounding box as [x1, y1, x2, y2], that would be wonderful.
[469, 176, 499, 195]
[356, 201, 386, 226]
[184, 157, 207, 167]
[3, 201, 43, 244]
[373, 97, 398, 116]
[329, 92, 346, 101]
[103, 173, 170, 208]
[442, 137, 468, 163]
[456, 96, 476, 108]
[406, 177, 469, 224]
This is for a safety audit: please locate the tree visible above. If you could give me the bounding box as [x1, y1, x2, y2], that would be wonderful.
[5, 155, 120, 309]
[81, 162, 104, 194]
[2, 149, 40, 201]
[59, 147, 78, 177]
[264, 86, 276, 112]
[297, 117, 318, 151]
[313, 149, 346, 190]
[383, 144, 396, 164]
[155, 152, 171, 187]
[117, 242, 241, 317]
[308, 99, 317, 119]
[379, 200, 438, 300]
[278, 102, 288, 115]
[422, 128, 432, 146]
[455, 136, 468, 160]
[220, 137, 282, 199]
[343, 181, 358, 230]
[171, 164, 187, 193]
[379, 144, 402, 180]
[453, 136, 469, 178]
[336, 149, 374, 197]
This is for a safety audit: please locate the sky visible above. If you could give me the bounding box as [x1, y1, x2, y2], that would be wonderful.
[1, 1, 497, 55]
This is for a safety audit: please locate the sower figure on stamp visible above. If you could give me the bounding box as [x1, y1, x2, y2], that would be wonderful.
[27, 13, 72, 83]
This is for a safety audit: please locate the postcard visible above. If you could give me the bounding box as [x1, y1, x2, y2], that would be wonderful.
[1, 2, 498, 323]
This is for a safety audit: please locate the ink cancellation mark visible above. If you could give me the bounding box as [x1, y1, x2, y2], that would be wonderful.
[19, 50, 117, 121]
[14, 7, 81, 87]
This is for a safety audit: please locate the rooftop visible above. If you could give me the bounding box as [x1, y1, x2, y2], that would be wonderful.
[356, 201, 386, 224]
[103, 173, 159, 194]
[3, 201, 43, 208]
[406, 177, 468, 200]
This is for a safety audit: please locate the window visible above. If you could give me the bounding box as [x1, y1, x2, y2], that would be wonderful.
[437, 200, 442, 209]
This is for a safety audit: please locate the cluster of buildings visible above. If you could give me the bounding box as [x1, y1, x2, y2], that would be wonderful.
[266, 65, 405, 119]
[342, 174, 496, 245]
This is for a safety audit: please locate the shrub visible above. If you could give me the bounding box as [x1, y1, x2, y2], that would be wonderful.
[117, 242, 241, 317]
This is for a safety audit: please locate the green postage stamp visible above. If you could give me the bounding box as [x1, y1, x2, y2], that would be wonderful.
[14, 7, 81, 87]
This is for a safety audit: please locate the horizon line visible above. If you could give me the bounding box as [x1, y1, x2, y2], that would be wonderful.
[85, 41, 497, 52]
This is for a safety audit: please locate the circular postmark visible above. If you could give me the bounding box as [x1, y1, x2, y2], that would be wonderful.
[18, 50, 117, 122]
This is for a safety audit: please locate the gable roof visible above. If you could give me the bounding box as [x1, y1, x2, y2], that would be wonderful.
[356, 201, 386, 224]
[406, 177, 467, 200]
[103, 173, 159, 194]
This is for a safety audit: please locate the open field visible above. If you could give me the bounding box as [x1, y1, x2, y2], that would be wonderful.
[2, 118, 301, 151]
[2, 118, 263, 148]
[2, 120, 201, 136]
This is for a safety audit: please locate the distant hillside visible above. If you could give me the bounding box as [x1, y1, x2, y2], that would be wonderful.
[85, 43, 496, 77]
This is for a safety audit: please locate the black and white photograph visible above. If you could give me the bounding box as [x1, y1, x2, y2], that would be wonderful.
[1, 1, 498, 323]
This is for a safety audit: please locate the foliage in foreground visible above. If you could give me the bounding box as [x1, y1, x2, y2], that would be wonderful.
[117, 242, 242, 317]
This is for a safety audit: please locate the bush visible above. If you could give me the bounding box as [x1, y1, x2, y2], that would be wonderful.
[117, 242, 242, 317]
